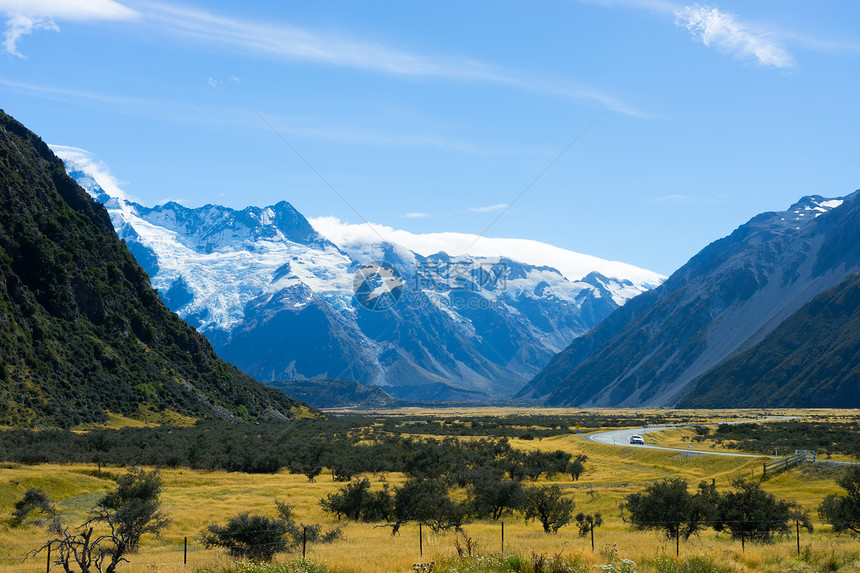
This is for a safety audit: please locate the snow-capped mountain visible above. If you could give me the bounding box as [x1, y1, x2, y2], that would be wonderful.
[56, 147, 664, 401]
[519, 191, 860, 407]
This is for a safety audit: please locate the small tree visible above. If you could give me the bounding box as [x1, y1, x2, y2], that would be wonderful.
[567, 454, 588, 481]
[391, 478, 466, 534]
[574, 512, 602, 537]
[202, 513, 288, 561]
[467, 470, 524, 520]
[202, 501, 341, 561]
[819, 466, 860, 535]
[620, 478, 716, 553]
[714, 479, 811, 543]
[523, 485, 574, 533]
[32, 468, 169, 573]
[320, 478, 393, 522]
[12, 488, 57, 526]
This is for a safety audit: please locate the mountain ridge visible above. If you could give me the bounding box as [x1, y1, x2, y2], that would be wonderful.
[518, 191, 860, 407]
[678, 271, 860, 408]
[56, 147, 664, 401]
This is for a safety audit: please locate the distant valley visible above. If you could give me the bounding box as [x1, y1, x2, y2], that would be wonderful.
[57, 148, 663, 403]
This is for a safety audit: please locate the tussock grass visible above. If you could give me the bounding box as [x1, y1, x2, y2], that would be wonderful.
[0, 409, 858, 572]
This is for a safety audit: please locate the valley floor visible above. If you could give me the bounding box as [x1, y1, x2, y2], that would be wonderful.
[1, 409, 858, 572]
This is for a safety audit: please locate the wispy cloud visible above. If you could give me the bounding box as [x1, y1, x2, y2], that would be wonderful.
[574, 0, 677, 14]
[579, 1, 803, 69]
[2, 14, 56, 57]
[469, 203, 508, 213]
[0, 0, 642, 115]
[651, 193, 732, 204]
[652, 193, 694, 202]
[0, 76, 554, 156]
[49, 145, 134, 202]
[402, 212, 429, 219]
[674, 5, 793, 68]
[0, 0, 137, 56]
[136, 2, 641, 115]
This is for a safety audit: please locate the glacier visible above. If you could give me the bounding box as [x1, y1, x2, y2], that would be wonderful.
[55, 146, 665, 401]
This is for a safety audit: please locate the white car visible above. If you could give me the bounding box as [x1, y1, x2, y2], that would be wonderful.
[629, 434, 645, 445]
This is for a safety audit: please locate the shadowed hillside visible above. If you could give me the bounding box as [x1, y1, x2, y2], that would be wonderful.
[0, 110, 311, 427]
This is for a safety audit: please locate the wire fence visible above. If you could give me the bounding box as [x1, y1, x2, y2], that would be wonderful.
[1, 518, 857, 573]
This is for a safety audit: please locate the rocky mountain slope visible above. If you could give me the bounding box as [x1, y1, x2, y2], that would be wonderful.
[519, 191, 860, 407]
[265, 378, 401, 409]
[57, 148, 663, 402]
[678, 271, 860, 408]
[0, 110, 310, 427]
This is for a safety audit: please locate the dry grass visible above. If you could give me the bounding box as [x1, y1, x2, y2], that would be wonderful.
[1, 408, 858, 572]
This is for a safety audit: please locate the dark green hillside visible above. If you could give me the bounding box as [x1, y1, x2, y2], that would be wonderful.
[0, 110, 311, 427]
[679, 272, 860, 408]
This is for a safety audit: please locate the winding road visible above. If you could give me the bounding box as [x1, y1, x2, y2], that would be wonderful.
[586, 417, 799, 459]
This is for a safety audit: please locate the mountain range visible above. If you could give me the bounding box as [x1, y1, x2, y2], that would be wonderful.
[56, 148, 663, 402]
[0, 110, 310, 427]
[519, 192, 860, 407]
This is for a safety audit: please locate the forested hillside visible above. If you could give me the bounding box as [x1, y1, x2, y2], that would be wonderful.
[0, 110, 310, 427]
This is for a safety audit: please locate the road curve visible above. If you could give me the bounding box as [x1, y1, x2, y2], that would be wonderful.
[586, 417, 799, 459]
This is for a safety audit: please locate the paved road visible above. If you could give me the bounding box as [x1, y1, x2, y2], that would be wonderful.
[586, 417, 798, 459]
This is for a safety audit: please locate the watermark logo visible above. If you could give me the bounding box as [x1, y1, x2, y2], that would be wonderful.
[353, 261, 404, 311]
[415, 260, 507, 292]
[353, 260, 508, 312]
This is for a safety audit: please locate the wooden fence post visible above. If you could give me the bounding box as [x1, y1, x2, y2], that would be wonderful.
[302, 526, 307, 558]
[796, 520, 801, 555]
[419, 523, 423, 557]
[184, 536, 187, 565]
[46, 542, 50, 573]
[501, 521, 504, 553]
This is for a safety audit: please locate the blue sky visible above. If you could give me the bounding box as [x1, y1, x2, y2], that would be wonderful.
[1, 0, 858, 276]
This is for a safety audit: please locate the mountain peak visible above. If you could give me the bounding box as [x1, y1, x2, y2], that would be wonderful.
[58, 152, 665, 401]
[522, 189, 860, 408]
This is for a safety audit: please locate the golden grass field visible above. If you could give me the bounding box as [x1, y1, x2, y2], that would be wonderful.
[0, 408, 858, 573]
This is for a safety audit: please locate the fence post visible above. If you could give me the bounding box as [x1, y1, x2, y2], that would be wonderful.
[46, 542, 50, 573]
[796, 520, 801, 555]
[740, 525, 745, 552]
[501, 521, 504, 553]
[302, 526, 307, 559]
[675, 530, 679, 556]
[590, 524, 595, 552]
[184, 536, 187, 565]
[419, 523, 423, 557]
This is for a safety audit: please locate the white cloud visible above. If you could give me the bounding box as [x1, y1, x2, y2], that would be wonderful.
[469, 203, 508, 213]
[2, 14, 56, 57]
[675, 5, 793, 69]
[0, 0, 137, 21]
[402, 212, 429, 219]
[0, 0, 137, 56]
[308, 216, 665, 286]
[49, 145, 133, 202]
[207, 76, 218, 87]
